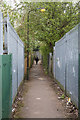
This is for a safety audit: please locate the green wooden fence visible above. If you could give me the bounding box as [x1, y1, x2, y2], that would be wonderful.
[0, 54, 12, 119]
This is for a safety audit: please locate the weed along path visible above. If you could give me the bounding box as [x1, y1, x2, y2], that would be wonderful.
[14, 62, 69, 118]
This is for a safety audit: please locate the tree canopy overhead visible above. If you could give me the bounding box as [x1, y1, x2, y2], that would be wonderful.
[0, 1, 80, 54]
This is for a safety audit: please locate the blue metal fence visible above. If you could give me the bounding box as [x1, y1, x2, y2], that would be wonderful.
[0, 11, 24, 109]
[6, 14, 24, 101]
[53, 23, 80, 107]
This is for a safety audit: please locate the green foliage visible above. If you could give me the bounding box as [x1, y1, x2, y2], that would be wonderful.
[1, 1, 80, 63]
[60, 94, 65, 99]
[40, 42, 50, 72]
[26, 2, 79, 54]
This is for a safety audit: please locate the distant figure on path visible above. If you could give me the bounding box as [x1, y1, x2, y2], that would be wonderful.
[35, 57, 39, 65]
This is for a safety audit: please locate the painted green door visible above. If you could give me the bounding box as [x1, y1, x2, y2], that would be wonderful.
[0, 54, 12, 119]
[0, 56, 2, 120]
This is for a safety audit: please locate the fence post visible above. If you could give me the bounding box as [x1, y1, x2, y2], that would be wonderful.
[53, 47, 55, 77]
[23, 46, 24, 80]
[0, 56, 2, 120]
[4, 17, 7, 50]
[0, 13, 3, 119]
[49, 53, 52, 74]
[7, 13, 10, 54]
[78, 54, 80, 118]
[0, 12, 3, 55]
[78, 23, 80, 118]
[47, 54, 49, 73]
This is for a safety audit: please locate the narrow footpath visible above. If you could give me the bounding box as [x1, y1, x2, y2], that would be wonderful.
[16, 61, 67, 118]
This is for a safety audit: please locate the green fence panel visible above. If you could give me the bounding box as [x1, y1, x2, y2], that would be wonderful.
[0, 54, 12, 119]
[0, 56, 2, 120]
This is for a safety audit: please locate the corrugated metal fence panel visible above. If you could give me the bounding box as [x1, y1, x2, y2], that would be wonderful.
[0, 12, 3, 55]
[54, 24, 79, 107]
[7, 23, 18, 100]
[55, 35, 66, 89]
[18, 40, 24, 87]
[66, 25, 78, 106]
[7, 19, 24, 101]
[78, 23, 80, 53]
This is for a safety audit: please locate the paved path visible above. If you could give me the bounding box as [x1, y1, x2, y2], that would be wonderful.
[19, 62, 66, 118]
